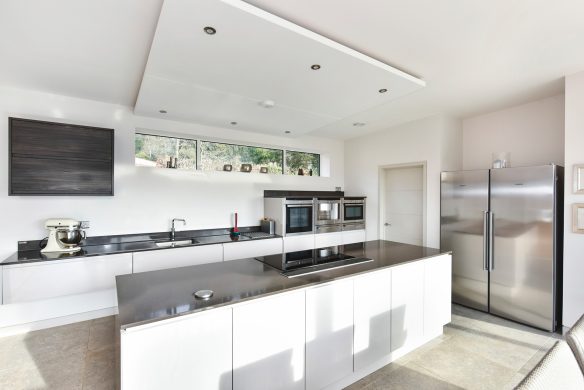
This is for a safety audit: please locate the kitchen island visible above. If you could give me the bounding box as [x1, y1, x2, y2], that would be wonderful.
[116, 240, 451, 390]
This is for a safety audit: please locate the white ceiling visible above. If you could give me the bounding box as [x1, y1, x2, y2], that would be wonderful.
[134, 0, 425, 136]
[1, 0, 584, 138]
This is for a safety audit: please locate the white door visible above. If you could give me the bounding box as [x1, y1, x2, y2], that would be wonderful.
[383, 166, 423, 245]
[233, 291, 305, 390]
[306, 280, 353, 390]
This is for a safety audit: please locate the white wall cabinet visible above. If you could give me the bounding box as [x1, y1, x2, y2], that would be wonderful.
[223, 238, 282, 261]
[390, 261, 425, 354]
[314, 231, 344, 248]
[343, 229, 367, 245]
[283, 234, 315, 253]
[306, 280, 354, 390]
[424, 254, 452, 337]
[121, 307, 232, 390]
[132, 244, 223, 273]
[233, 291, 305, 390]
[2, 253, 132, 304]
[354, 269, 392, 371]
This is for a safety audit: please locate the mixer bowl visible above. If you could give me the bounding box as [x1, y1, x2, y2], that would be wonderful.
[56, 229, 85, 247]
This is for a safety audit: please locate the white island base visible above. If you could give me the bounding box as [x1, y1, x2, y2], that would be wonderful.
[120, 254, 451, 390]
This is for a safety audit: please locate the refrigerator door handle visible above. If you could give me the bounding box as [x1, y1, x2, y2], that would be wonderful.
[489, 212, 495, 271]
[483, 211, 489, 271]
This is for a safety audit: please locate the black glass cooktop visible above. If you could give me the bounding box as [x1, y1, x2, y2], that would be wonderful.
[256, 244, 373, 278]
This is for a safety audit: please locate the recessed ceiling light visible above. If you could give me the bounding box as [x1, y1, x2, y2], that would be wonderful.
[284, 130, 291, 134]
[230, 121, 238, 125]
[311, 64, 321, 70]
[159, 109, 167, 114]
[259, 100, 276, 108]
[353, 122, 366, 127]
[203, 26, 216, 35]
[378, 88, 388, 93]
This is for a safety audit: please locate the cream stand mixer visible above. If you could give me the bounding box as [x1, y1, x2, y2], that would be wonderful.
[41, 218, 90, 254]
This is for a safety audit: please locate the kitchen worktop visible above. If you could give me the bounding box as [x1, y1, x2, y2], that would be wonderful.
[116, 240, 446, 329]
[1, 227, 280, 266]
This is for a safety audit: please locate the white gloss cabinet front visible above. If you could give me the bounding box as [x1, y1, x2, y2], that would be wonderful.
[132, 243, 223, 273]
[121, 307, 233, 390]
[306, 279, 354, 390]
[223, 238, 283, 261]
[233, 291, 306, 390]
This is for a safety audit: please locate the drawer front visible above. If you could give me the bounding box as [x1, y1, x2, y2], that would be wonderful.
[283, 235, 315, 253]
[2, 254, 132, 304]
[342, 229, 366, 245]
[314, 232, 343, 248]
[223, 238, 282, 261]
[133, 244, 223, 273]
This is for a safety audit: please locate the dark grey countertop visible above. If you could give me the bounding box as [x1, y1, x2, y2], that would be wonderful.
[2, 230, 280, 266]
[116, 240, 446, 330]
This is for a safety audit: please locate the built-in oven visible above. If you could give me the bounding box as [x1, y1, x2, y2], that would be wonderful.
[342, 198, 366, 224]
[285, 199, 314, 235]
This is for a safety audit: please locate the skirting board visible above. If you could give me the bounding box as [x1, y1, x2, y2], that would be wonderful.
[0, 306, 117, 337]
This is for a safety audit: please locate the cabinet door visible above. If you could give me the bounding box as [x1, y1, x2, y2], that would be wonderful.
[424, 254, 452, 337]
[354, 269, 392, 371]
[343, 229, 367, 245]
[223, 238, 282, 261]
[306, 280, 353, 390]
[133, 244, 223, 273]
[233, 291, 305, 390]
[121, 307, 232, 390]
[283, 235, 315, 253]
[314, 232, 344, 248]
[391, 261, 425, 353]
[2, 253, 132, 304]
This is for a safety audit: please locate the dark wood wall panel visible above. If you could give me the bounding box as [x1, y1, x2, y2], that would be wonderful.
[9, 117, 114, 196]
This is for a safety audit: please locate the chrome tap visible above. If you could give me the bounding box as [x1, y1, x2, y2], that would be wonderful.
[171, 218, 186, 241]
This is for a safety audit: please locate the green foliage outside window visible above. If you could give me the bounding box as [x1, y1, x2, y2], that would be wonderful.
[135, 133, 197, 169]
[200, 141, 283, 174]
[286, 151, 320, 176]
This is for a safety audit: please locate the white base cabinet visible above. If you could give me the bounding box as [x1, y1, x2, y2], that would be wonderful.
[132, 244, 223, 273]
[354, 269, 392, 371]
[223, 238, 283, 261]
[233, 291, 306, 390]
[306, 280, 354, 390]
[424, 254, 452, 336]
[283, 234, 315, 253]
[121, 307, 232, 390]
[314, 231, 344, 248]
[342, 229, 367, 245]
[390, 261, 425, 354]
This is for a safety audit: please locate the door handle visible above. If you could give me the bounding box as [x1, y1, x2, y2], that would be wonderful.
[489, 212, 495, 271]
[483, 211, 488, 271]
[384, 223, 391, 226]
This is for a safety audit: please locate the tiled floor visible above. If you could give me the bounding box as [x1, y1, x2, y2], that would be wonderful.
[0, 305, 561, 390]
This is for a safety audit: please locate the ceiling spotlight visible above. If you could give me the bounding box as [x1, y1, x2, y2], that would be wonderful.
[230, 121, 238, 126]
[353, 122, 366, 127]
[378, 88, 388, 93]
[284, 130, 291, 134]
[311, 64, 321, 70]
[159, 109, 167, 114]
[259, 99, 276, 109]
[203, 26, 216, 35]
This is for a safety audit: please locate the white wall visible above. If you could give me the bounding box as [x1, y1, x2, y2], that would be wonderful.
[462, 94, 565, 170]
[344, 115, 462, 248]
[563, 72, 584, 327]
[0, 86, 344, 260]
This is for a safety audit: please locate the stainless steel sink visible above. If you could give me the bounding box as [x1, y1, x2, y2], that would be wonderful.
[155, 239, 198, 248]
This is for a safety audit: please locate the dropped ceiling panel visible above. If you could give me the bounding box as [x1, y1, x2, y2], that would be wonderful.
[135, 0, 425, 136]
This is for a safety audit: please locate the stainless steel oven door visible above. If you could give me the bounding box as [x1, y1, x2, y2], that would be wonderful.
[285, 201, 314, 235]
[315, 199, 341, 226]
[342, 200, 365, 223]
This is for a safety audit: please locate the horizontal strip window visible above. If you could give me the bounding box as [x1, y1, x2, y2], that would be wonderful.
[134, 132, 320, 176]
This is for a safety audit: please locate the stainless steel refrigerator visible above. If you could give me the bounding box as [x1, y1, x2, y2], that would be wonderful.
[440, 165, 563, 332]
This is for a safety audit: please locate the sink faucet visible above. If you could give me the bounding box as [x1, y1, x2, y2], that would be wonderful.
[171, 218, 186, 241]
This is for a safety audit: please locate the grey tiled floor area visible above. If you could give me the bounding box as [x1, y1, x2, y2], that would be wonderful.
[0, 305, 561, 389]
[347, 305, 562, 390]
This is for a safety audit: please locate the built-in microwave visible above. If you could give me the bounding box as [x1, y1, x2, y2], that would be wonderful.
[342, 198, 366, 224]
[285, 199, 314, 235]
[315, 198, 341, 226]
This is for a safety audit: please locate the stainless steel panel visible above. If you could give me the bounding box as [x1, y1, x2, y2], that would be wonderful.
[490, 165, 556, 331]
[441, 170, 490, 311]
